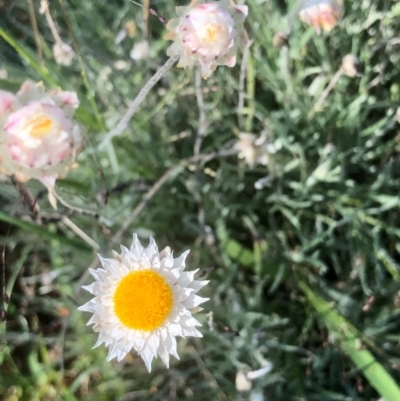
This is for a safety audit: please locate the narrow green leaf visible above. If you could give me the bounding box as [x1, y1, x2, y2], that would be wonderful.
[0, 28, 56, 85]
[0, 211, 91, 251]
[299, 281, 400, 401]
[216, 219, 254, 266]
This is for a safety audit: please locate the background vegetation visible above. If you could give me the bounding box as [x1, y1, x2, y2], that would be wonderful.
[1, 0, 400, 400]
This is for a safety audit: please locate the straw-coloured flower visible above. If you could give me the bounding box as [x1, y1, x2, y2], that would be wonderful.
[0, 81, 83, 195]
[165, 0, 249, 79]
[78, 234, 209, 372]
[53, 42, 75, 66]
[299, 0, 343, 35]
[235, 132, 276, 167]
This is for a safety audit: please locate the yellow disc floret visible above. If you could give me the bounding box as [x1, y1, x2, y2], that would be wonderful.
[113, 270, 173, 331]
[201, 24, 223, 43]
[28, 115, 54, 138]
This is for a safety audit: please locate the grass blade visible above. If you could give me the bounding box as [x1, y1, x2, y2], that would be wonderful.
[299, 280, 400, 401]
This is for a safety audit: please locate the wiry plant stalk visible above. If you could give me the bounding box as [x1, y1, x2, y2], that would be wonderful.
[309, 68, 343, 118]
[98, 54, 180, 150]
[194, 68, 207, 160]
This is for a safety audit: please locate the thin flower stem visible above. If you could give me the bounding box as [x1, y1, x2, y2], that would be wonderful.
[57, 0, 105, 131]
[309, 68, 343, 118]
[237, 40, 253, 130]
[61, 216, 100, 250]
[111, 148, 237, 246]
[98, 54, 180, 150]
[280, 44, 295, 97]
[41, 0, 63, 44]
[28, 0, 43, 66]
[193, 68, 207, 160]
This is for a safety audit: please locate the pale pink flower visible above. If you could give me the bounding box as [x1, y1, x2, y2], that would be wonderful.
[0, 81, 83, 201]
[165, 0, 249, 79]
[299, 0, 343, 35]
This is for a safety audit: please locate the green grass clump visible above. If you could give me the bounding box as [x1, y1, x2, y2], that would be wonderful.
[2, 0, 400, 400]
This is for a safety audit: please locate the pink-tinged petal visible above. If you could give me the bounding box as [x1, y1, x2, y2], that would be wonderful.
[38, 175, 57, 188]
[224, 55, 236, 67]
[18, 80, 37, 95]
[0, 80, 83, 188]
[57, 91, 79, 109]
[165, 0, 248, 79]
[299, 1, 342, 34]
[0, 90, 15, 114]
[17, 80, 45, 102]
[235, 5, 248, 17]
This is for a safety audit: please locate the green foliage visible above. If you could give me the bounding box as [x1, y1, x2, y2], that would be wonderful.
[1, 0, 400, 400]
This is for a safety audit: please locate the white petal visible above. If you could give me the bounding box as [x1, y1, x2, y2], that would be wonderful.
[130, 233, 145, 257]
[120, 245, 137, 269]
[157, 345, 170, 367]
[98, 255, 120, 272]
[78, 233, 208, 372]
[177, 270, 198, 287]
[145, 236, 159, 258]
[89, 267, 105, 281]
[189, 280, 210, 291]
[140, 347, 155, 372]
[183, 294, 209, 308]
[112, 250, 121, 260]
[173, 250, 190, 272]
[78, 300, 96, 312]
[81, 283, 95, 294]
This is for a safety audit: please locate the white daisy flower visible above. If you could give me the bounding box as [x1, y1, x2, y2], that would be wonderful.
[78, 234, 209, 372]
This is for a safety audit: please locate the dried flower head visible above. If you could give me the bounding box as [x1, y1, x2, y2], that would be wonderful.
[272, 32, 289, 49]
[165, 0, 249, 79]
[130, 40, 150, 61]
[341, 54, 362, 77]
[79, 234, 209, 372]
[235, 131, 276, 167]
[299, 0, 343, 35]
[0, 81, 83, 202]
[53, 42, 75, 66]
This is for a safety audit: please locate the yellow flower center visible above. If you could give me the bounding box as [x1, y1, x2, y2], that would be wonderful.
[113, 270, 173, 331]
[27, 115, 54, 138]
[201, 23, 223, 43]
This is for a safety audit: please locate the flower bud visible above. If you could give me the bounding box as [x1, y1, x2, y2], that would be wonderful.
[272, 32, 289, 49]
[299, 0, 343, 35]
[130, 40, 150, 61]
[0, 81, 83, 200]
[165, 0, 249, 79]
[53, 42, 75, 66]
[341, 54, 362, 77]
[234, 131, 276, 167]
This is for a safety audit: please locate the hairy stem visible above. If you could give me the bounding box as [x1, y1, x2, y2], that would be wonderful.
[98, 54, 180, 150]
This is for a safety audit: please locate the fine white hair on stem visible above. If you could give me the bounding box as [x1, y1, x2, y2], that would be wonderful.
[61, 216, 100, 250]
[98, 54, 180, 150]
[193, 68, 207, 161]
[40, 0, 63, 44]
[237, 39, 253, 130]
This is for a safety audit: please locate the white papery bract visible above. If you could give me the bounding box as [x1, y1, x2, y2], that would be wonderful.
[0, 81, 83, 193]
[78, 234, 209, 372]
[165, 0, 249, 79]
